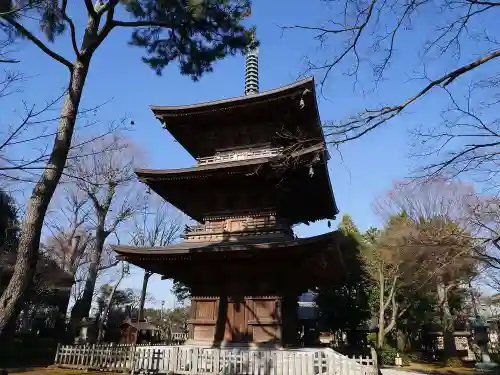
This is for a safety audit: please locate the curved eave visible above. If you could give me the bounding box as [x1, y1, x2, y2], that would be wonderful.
[150, 78, 324, 159]
[150, 77, 315, 116]
[113, 231, 339, 258]
[135, 156, 270, 180]
[133, 144, 338, 223]
[135, 143, 325, 180]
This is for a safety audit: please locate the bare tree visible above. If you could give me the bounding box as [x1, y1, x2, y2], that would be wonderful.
[130, 196, 183, 321]
[0, 69, 112, 185]
[362, 222, 422, 348]
[41, 188, 92, 330]
[0, 0, 253, 335]
[67, 134, 139, 333]
[42, 185, 122, 325]
[282, 0, 500, 182]
[96, 261, 129, 342]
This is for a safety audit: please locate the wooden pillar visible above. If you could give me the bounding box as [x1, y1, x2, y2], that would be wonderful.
[281, 294, 299, 347]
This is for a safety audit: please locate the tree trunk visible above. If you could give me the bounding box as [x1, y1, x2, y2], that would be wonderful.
[377, 268, 386, 348]
[437, 281, 458, 359]
[97, 268, 124, 342]
[138, 271, 152, 321]
[70, 224, 105, 330]
[397, 329, 407, 351]
[54, 286, 73, 341]
[0, 61, 90, 338]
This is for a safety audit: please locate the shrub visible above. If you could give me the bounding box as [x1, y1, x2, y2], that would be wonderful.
[378, 345, 398, 366]
[367, 333, 377, 345]
[443, 357, 463, 368]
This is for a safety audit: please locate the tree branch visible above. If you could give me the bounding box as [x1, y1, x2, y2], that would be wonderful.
[84, 0, 97, 19]
[2, 16, 73, 70]
[327, 48, 500, 144]
[60, 1, 81, 58]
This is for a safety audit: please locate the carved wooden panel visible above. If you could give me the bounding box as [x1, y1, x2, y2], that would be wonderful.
[194, 325, 215, 341]
[195, 300, 217, 320]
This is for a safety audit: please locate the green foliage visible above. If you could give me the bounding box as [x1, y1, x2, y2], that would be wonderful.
[443, 357, 463, 368]
[376, 345, 410, 366]
[172, 281, 191, 303]
[2, 0, 255, 80]
[315, 215, 372, 342]
[96, 285, 139, 315]
[367, 332, 377, 345]
[128, 0, 254, 79]
[0, 189, 18, 251]
[377, 345, 398, 366]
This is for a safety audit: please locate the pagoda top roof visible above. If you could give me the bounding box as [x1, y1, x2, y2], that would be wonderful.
[150, 77, 324, 159]
[151, 77, 315, 115]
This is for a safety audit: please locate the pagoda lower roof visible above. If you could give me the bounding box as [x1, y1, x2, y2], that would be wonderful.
[150, 77, 324, 159]
[114, 231, 338, 257]
[112, 231, 343, 287]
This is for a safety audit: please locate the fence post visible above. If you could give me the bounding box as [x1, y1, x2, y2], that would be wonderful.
[370, 346, 378, 374]
[54, 343, 61, 365]
[171, 346, 179, 373]
[130, 345, 137, 375]
[89, 344, 96, 369]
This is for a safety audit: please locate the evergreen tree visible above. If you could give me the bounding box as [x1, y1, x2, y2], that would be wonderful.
[0, 190, 17, 252]
[315, 214, 371, 347]
[0, 0, 254, 336]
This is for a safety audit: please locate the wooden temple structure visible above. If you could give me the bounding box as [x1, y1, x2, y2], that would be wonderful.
[113, 46, 343, 348]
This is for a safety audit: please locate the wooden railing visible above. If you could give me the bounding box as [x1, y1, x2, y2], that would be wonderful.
[197, 147, 284, 165]
[54, 344, 378, 375]
[184, 221, 290, 236]
[185, 222, 225, 234]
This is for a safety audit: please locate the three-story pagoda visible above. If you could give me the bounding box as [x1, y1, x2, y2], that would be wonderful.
[113, 46, 343, 348]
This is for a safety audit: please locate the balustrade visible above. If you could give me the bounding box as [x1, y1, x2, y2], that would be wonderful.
[184, 219, 290, 237]
[197, 147, 283, 165]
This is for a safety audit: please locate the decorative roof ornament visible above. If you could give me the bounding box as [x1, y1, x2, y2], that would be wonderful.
[244, 32, 259, 96]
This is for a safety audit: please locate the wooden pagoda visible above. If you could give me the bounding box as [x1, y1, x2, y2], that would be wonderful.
[113, 48, 342, 348]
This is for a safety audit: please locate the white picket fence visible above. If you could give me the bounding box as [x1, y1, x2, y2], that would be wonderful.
[54, 344, 377, 375]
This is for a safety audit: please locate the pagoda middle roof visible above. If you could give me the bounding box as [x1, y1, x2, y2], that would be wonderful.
[135, 144, 339, 224]
[135, 143, 325, 180]
[150, 77, 324, 159]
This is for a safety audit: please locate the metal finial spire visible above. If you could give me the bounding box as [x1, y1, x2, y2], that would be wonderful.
[244, 34, 259, 96]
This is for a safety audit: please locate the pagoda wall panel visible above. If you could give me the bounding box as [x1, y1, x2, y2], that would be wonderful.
[188, 295, 284, 346]
[195, 299, 217, 320]
[194, 325, 215, 342]
[251, 325, 279, 343]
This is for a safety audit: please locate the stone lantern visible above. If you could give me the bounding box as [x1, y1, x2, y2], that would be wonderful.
[471, 316, 498, 370]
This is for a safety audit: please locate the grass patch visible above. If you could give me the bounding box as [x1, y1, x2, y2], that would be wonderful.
[404, 361, 477, 374]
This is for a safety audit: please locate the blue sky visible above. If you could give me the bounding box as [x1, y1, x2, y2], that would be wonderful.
[3, 1, 493, 308]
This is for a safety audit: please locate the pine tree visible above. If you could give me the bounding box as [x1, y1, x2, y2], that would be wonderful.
[0, 0, 255, 337]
